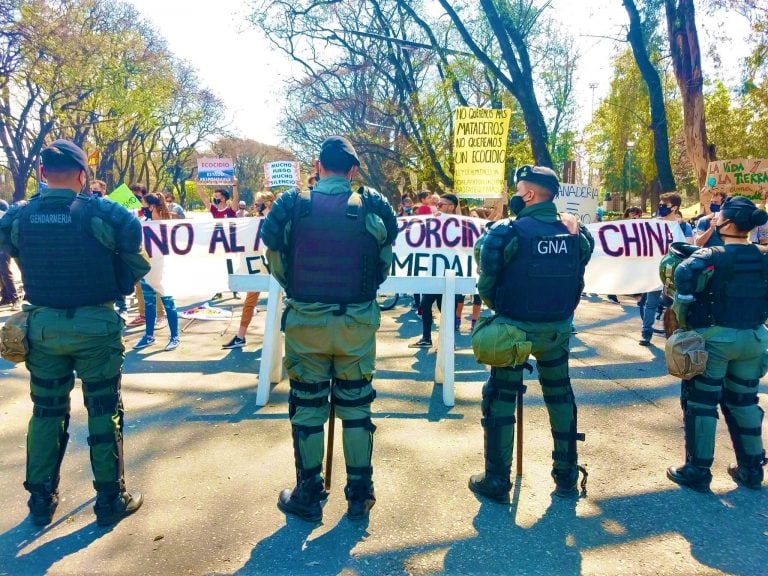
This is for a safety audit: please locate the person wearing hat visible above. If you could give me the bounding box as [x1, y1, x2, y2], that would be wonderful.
[0, 139, 149, 526]
[667, 196, 768, 492]
[260, 135, 398, 522]
[235, 200, 249, 218]
[469, 165, 594, 501]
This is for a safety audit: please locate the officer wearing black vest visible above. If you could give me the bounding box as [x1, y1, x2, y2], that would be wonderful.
[470, 165, 594, 501]
[0, 140, 149, 526]
[260, 136, 398, 522]
[667, 196, 768, 491]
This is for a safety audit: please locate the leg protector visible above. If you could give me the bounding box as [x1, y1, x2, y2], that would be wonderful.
[333, 378, 376, 482]
[684, 374, 722, 468]
[83, 374, 125, 488]
[288, 379, 330, 485]
[722, 372, 764, 461]
[481, 369, 523, 479]
[26, 373, 74, 488]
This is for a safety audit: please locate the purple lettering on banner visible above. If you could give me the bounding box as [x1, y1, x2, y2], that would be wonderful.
[170, 223, 194, 255]
[405, 219, 426, 247]
[246, 255, 266, 274]
[228, 223, 245, 253]
[599, 224, 623, 257]
[442, 217, 461, 248]
[645, 222, 665, 256]
[639, 221, 649, 256]
[209, 224, 231, 253]
[426, 217, 442, 248]
[395, 219, 409, 244]
[392, 252, 414, 275]
[463, 219, 482, 248]
[621, 222, 642, 256]
[143, 224, 169, 257]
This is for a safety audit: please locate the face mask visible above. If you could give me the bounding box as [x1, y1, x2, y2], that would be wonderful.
[709, 203, 721, 213]
[657, 205, 672, 218]
[509, 195, 527, 216]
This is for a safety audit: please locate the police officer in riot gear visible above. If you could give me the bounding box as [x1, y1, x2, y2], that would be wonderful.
[470, 165, 594, 501]
[667, 196, 768, 491]
[0, 140, 149, 526]
[260, 136, 398, 522]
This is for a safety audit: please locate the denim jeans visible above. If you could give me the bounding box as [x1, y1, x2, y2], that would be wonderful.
[140, 279, 178, 339]
[640, 289, 662, 341]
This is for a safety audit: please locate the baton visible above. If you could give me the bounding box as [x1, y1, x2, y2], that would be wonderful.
[516, 389, 524, 477]
[324, 390, 336, 490]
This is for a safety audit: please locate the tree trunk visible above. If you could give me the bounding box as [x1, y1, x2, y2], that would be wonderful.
[665, 0, 710, 191]
[623, 0, 677, 193]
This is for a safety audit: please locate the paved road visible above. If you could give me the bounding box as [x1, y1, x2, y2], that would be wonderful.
[0, 294, 766, 576]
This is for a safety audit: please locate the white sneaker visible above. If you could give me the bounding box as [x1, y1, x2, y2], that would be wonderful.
[164, 337, 180, 351]
[155, 317, 167, 330]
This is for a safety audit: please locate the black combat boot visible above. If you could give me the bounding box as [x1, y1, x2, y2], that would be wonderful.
[345, 478, 376, 520]
[666, 463, 712, 493]
[727, 453, 765, 490]
[277, 477, 328, 523]
[552, 465, 589, 499]
[468, 471, 512, 503]
[94, 490, 143, 527]
[24, 482, 59, 527]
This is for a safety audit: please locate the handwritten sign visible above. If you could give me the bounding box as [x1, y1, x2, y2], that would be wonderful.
[264, 161, 300, 188]
[705, 159, 768, 202]
[453, 107, 511, 199]
[555, 184, 599, 224]
[197, 157, 235, 185]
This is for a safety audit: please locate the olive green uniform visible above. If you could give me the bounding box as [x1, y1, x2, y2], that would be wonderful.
[474, 202, 593, 496]
[263, 176, 396, 511]
[0, 188, 149, 502]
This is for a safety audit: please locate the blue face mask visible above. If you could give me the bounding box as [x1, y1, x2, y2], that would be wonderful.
[709, 203, 721, 213]
[657, 205, 672, 218]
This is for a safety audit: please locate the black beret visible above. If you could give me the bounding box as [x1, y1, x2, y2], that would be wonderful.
[41, 139, 88, 172]
[515, 165, 560, 197]
[320, 136, 360, 167]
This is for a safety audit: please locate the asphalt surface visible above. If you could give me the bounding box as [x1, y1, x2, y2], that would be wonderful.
[0, 293, 767, 576]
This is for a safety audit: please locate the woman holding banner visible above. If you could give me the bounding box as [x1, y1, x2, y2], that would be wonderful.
[133, 193, 180, 352]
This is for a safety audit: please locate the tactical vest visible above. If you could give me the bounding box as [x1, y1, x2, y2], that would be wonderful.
[495, 216, 581, 322]
[688, 244, 768, 329]
[17, 194, 121, 308]
[288, 190, 380, 304]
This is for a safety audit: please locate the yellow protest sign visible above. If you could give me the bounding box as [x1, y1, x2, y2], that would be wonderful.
[453, 107, 511, 198]
[706, 159, 768, 202]
[87, 150, 100, 170]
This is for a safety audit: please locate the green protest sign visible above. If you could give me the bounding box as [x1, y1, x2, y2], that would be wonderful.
[108, 183, 141, 210]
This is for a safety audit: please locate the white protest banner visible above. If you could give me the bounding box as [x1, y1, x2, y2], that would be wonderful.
[392, 214, 486, 279]
[583, 219, 685, 294]
[264, 161, 300, 188]
[555, 184, 598, 224]
[141, 218, 265, 297]
[141, 215, 685, 299]
[197, 157, 235, 185]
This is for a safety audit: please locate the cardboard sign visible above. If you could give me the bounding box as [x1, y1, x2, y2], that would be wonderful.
[452, 107, 511, 198]
[264, 161, 300, 188]
[554, 184, 599, 224]
[705, 159, 768, 202]
[198, 157, 235, 185]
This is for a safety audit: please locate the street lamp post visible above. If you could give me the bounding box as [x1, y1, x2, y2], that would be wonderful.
[625, 140, 635, 212]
